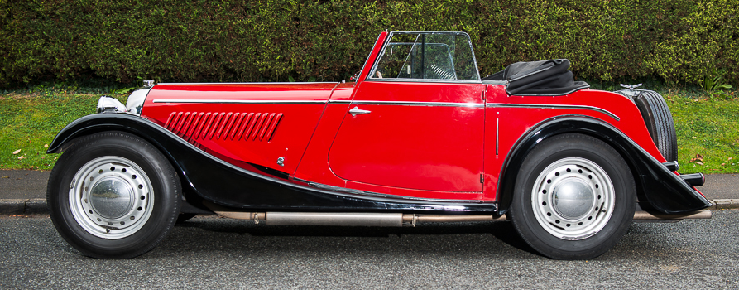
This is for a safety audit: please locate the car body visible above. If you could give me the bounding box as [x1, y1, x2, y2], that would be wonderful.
[46, 31, 712, 260]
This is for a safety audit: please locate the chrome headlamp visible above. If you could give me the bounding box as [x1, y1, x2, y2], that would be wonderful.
[96, 80, 154, 115]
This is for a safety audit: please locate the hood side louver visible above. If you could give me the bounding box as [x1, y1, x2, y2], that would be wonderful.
[164, 112, 283, 143]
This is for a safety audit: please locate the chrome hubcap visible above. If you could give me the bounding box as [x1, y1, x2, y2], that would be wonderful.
[531, 157, 615, 240]
[69, 156, 154, 239]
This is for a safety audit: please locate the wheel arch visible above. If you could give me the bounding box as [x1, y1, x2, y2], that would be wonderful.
[47, 114, 203, 205]
[496, 115, 711, 215]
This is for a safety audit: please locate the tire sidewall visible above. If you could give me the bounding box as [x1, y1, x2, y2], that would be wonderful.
[47, 132, 180, 258]
[511, 134, 635, 259]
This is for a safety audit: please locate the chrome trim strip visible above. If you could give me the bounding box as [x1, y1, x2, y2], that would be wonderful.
[329, 99, 484, 108]
[152, 99, 327, 104]
[294, 177, 487, 203]
[366, 79, 482, 84]
[487, 103, 619, 121]
[156, 82, 337, 85]
[495, 113, 499, 155]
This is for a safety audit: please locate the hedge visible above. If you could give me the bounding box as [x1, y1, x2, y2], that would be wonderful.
[0, 0, 737, 87]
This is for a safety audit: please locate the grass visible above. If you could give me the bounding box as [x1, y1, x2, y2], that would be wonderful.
[0, 90, 127, 171]
[667, 90, 739, 174]
[0, 85, 737, 174]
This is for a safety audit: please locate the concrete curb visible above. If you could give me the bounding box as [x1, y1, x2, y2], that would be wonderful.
[0, 198, 48, 215]
[1, 198, 737, 215]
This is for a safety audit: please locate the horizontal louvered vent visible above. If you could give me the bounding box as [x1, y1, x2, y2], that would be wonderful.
[164, 112, 283, 142]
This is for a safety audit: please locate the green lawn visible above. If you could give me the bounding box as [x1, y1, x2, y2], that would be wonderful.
[0, 93, 126, 170]
[1, 89, 737, 174]
[667, 90, 739, 174]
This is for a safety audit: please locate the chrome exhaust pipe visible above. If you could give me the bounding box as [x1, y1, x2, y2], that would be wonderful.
[213, 210, 711, 226]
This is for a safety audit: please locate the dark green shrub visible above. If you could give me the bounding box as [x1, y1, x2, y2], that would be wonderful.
[0, 0, 736, 87]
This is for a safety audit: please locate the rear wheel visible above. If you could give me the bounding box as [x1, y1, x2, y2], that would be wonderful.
[510, 133, 635, 260]
[47, 132, 180, 258]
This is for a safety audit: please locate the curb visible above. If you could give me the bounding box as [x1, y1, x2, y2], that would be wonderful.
[0, 199, 48, 215]
[1, 198, 738, 215]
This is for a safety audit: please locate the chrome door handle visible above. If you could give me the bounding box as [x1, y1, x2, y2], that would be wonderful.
[349, 106, 372, 116]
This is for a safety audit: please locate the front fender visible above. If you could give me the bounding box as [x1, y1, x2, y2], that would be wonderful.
[497, 115, 711, 215]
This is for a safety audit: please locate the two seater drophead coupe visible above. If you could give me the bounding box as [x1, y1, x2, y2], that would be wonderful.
[47, 31, 712, 260]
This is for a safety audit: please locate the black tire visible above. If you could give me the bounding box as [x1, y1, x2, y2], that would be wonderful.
[615, 89, 678, 162]
[47, 131, 181, 258]
[510, 133, 635, 260]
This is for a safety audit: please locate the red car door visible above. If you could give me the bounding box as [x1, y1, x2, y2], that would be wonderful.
[328, 32, 485, 196]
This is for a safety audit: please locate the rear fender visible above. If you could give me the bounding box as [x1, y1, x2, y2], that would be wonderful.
[496, 115, 711, 215]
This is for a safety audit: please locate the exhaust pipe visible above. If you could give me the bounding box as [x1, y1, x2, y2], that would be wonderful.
[213, 210, 711, 226]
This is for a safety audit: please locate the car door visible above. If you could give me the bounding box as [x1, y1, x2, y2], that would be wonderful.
[328, 32, 485, 195]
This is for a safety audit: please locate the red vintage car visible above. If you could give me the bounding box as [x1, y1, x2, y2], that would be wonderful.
[46, 31, 711, 260]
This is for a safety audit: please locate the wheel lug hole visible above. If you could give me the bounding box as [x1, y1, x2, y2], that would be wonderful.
[121, 168, 127, 173]
[130, 216, 135, 220]
[555, 220, 560, 224]
[578, 169, 583, 173]
[132, 175, 137, 179]
[140, 196, 145, 200]
[554, 172, 559, 176]
[547, 179, 551, 183]
[542, 190, 547, 194]
[566, 168, 571, 172]
[110, 167, 115, 171]
[547, 212, 552, 216]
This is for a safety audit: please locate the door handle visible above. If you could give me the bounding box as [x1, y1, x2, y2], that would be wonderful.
[349, 106, 372, 116]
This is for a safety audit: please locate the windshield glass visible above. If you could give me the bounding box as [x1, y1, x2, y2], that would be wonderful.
[368, 32, 480, 81]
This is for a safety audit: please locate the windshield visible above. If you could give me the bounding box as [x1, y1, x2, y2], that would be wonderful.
[368, 32, 480, 82]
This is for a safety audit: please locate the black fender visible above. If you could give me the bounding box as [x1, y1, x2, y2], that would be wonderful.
[496, 115, 712, 215]
[48, 113, 498, 213]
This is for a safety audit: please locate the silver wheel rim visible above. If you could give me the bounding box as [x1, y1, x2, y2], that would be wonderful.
[69, 156, 154, 239]
[531, 157, 615, 240]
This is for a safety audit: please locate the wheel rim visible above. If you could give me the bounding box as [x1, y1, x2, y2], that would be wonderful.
[69, 156, 154, 239]
[531, 157, 615, 240]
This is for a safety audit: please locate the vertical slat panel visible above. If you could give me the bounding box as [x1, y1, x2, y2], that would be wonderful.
[258, 113, 276, 141]
[250, 114, 266, 141]
[185, 112, 204, 138]
[173, 112, 187, 133]
[165, 112, 177, 129]
[244, 113, 261, 140]
[229, 113, 245, 140]
[207, 113, 225, 140]
[264, 113, 283, 141]
[236, 113, 254, 140]
[218, 113, 235, 139]
[177, 112, 193, 135]
[193, 112, 211, 140]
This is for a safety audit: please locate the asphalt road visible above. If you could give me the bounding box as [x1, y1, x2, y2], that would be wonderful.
[2, 211, 738, 288]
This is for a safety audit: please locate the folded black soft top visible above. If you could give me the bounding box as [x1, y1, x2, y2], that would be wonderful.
[483, 59, 589, 96]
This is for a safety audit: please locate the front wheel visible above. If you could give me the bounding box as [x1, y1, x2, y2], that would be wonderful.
[47, 132, 181, 258]
[510, 133, 635, 260]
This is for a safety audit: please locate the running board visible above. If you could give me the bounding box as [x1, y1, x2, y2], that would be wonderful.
[212, 210, 711, 226]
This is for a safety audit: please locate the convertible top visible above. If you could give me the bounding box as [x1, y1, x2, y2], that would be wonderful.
[484, 59, 589, 96]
